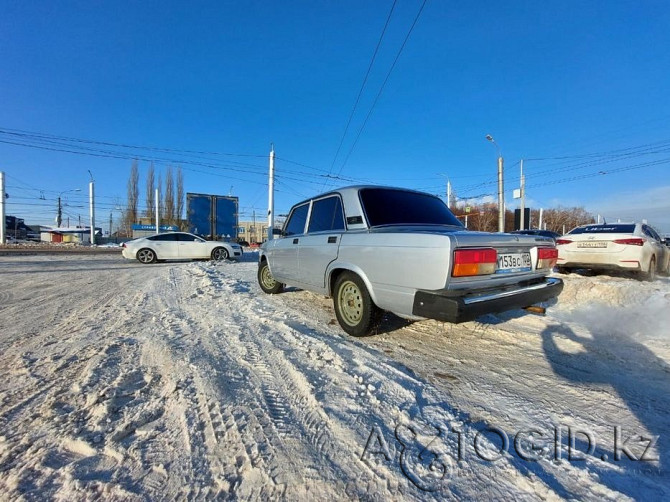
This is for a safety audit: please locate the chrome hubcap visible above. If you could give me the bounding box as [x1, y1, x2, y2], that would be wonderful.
[338, 281, 363, 326]
[138, 250, 153, 263]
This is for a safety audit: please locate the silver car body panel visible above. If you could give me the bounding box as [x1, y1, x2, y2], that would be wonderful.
[261, 187, 560, 320]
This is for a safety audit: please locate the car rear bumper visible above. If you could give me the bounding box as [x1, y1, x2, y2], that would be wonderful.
[557, 260, 641, 271]
[411, 277, 564, 323]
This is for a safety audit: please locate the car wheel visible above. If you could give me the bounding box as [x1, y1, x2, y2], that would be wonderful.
[258, 260, 283, 294]
[642, 256, 656, 281]
[211, 247, 229, 261]
[137, 248, 156, 264]
[333, 272, 380, 337]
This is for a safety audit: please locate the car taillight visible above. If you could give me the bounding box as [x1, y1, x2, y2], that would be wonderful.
[556, 239, 572, 245]
[537, 247, 558, 269]
[613, 238, 645, 246]
[452, 248, 497, 277]
[121, 242, 126, 248]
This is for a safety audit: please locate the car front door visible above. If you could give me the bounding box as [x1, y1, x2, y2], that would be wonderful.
[269, 203, 309, 283]
[149, 233, 180, 259]
[297, 195, 346, 288]
[177, 233, 208, 258]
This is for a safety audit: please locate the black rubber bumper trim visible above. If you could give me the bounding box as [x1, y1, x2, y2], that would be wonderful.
[412, 277, 564, 323]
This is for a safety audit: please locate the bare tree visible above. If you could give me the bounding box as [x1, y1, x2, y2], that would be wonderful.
[164, 166, 175, 225]
[176, 166, 184, 230]
[145, 162, 155, 217]
[123, 160, 140, 235]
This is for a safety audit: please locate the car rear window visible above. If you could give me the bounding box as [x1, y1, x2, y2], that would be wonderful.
[359, 188, 463, 227]
[568, 224, 635, 235]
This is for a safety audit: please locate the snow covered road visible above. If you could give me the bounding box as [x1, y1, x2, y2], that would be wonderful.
[0, 253, 668, 500]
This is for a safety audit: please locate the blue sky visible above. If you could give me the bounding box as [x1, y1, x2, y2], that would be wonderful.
[1, 1, 670, 232]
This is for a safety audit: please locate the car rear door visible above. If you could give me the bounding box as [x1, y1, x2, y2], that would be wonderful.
[297, 195, 345, 288]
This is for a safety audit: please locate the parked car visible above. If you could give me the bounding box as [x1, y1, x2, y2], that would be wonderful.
[258, 186, 563, 336]
[556, 223, 669, 280]
[121, 232, 242, 264]
[510, 229, 561, 242]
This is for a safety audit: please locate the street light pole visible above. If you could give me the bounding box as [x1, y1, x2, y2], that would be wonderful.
[57, 188, 81, 227]
[486, 135, 505, 232]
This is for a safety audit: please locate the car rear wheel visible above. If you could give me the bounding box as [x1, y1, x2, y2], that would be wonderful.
[258, 260, 283, 294]
[333, 272, 380, 337]
[211, 247, 229, 261]
[137, 248, 156, 264]
[642, 256, 656, 281]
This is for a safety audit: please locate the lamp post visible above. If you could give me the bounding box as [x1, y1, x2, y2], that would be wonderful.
[486, 135, 505, 232]
[57, 188, 81, 227]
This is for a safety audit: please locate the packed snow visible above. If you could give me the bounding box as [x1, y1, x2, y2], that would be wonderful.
[0, 251, 668, 500]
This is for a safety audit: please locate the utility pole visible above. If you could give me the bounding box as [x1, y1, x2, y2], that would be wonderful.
[109, 211, 113, 238]
[155, 188, 160, 234]
[57, 197, 62, 227]
[0, 171, 5, 245]
[252, 209, 256, 244]
[267, 145, 275, 241]
[486, 135, 505, 232]
[447, 180, 452, 210]
[520, 159, 526, 231]
[89, 179, 95, 245]
[539, 208, 544, 230]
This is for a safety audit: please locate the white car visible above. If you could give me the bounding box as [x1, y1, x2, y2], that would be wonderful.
[556, 223, 669, 280]
[121, 232, 242, 264]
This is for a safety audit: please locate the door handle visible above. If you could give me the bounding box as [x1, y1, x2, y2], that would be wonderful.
[293, 238, 299, 244]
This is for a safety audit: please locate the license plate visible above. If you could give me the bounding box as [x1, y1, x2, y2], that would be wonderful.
[496, 252, 532, 274]
[577, 242, 607, 248]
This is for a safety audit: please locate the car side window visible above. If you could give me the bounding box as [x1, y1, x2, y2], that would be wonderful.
[177, 233, 202, 242]
[307, 196, 345, 233]
[642, 226, 656, 240]
[284, 203, 309, 236]
[150, 234, 178, 241]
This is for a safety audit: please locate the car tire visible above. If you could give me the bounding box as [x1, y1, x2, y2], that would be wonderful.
[211, 247, 229, 261]
[642, 256, 656, 281]
[137, 248, 157, 264]
[258, 260, 283, 294]
[333, 272, 380, 337]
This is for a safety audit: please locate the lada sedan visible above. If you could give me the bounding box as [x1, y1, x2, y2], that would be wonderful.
[258, 186, 563, 336]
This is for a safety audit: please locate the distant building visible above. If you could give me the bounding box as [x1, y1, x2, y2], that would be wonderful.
[40, 226, 103, 244]
[237, 221, 269, 244]
[4, 215, 32, 239]
[131, 224, 179, 239]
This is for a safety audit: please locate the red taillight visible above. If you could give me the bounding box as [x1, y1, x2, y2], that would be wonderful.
[537, 247, 558, 269]
[613, 238, 645, 246]
[452, 248, 497, 277]
[556, 239, 572, 245]
[122, 242, 126, 248]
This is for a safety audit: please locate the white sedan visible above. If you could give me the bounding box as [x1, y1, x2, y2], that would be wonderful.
[122, 232, 242, 264]
[556, 222, 669, 280]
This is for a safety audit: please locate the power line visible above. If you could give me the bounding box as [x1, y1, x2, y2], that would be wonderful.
[333, 0, 428, 180]
[327, 0, 397, 176]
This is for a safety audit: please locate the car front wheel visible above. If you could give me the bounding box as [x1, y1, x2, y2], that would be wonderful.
[211, 247, 229, 261]
[333, 272, 380, 337]
[137, 248, 156, 264]
[258, 260, 283, 294]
